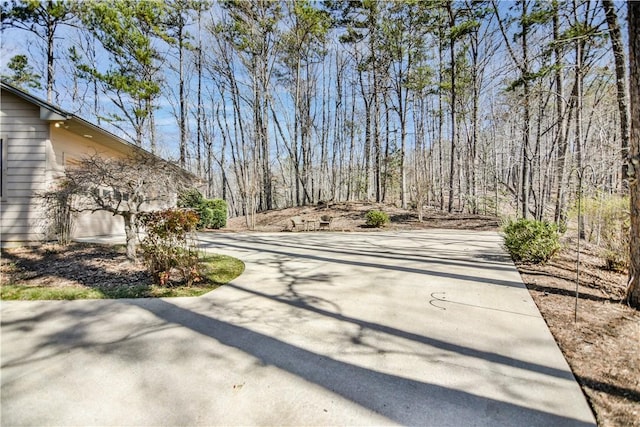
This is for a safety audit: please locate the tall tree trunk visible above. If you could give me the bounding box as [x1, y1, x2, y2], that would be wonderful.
[320, 59, 330, 203]
[438, 37, 445, 211]
[347, 83, 356, 201]
[221, 116, 227, 201]
[196, 10, 204, 181]
[47, 15, 54, 103]
[178, 22, 187, 169]
[374, 91, 382, 203]
[470, 28, 479, 215]
[626, 0, 640, 308]
[332, 52, 344, 201]
[553, 0, 570, 225]
[149, 100, 157, 154]
[602, 0, 631, 191]
[447, 3, 457, 213]
[573, 0, 586, 238]
[493, 0, 535, 218]
[359, 70, 372, 200]
[520, 1, 531, 219]
[574, 37, 584, 174]
[294, 55, 302, 205]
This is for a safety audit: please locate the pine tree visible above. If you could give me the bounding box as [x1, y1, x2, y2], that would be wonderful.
[1, 54, 42, 89]
[74, 0, 170, 150]
[1, 0, 74, 102]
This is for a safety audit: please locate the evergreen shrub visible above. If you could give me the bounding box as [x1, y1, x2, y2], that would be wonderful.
[207, 198, 227, 229]
[178, 189, 227, 229]
[503, 218, 560, 264]
[365, 210, 390, 228]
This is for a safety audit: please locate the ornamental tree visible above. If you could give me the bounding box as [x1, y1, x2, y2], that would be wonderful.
[48, 153, 194, 260]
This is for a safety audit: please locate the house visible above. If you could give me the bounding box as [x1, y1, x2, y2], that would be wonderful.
[0, 81, 189, 247]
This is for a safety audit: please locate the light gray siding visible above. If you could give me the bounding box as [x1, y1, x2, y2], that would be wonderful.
[1, 89, 136, 245]
[0, 91, 49, 245]
[1, 84, 188, 246]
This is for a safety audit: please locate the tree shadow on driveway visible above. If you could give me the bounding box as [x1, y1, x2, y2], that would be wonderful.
[197, 234, 526, 289]
[128, 297, 593, 426]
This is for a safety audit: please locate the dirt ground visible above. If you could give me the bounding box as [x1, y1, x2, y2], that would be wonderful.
[517, 237, 639, 427]
[1, 243, 151, 293]
[1, 202, 638, 426]
[224, 201, 501, 232]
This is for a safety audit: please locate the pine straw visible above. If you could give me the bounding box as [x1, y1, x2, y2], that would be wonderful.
[518, 237, 639, 427]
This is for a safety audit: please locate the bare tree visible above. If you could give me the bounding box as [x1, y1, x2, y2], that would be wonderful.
[277, 0, 330, 206]
[602, 0, 631, 189]
[52, 153, 194, 260]
[7, 0, 631, 242]
[219, 0, 281, 211]
[552, 0, 571, 225]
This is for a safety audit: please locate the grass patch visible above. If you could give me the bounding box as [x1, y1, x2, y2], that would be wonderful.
[0, 252, 244, 300]
[0, 285, 106, 300]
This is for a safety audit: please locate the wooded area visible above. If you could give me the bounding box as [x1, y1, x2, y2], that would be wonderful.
[0, 0, 626, 212]
[1, 0, 638, 303]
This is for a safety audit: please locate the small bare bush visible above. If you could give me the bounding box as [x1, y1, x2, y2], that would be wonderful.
[571, 194, 629, 271]
[137, 208, 201, 286]
[599, 196, 630, 271]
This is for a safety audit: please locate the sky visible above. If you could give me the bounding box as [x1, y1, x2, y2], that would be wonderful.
[0, 0, 630, 163]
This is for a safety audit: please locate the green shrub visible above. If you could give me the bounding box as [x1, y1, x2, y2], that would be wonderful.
[206, 198, 227, 229]
[365, 210, 389, 228]
[199, 207, 215, 229]
[177, 188, 204, 209]
[503, 218, 561, 264]
[177, 189, 227, 229]
[137, 208, 201, 286]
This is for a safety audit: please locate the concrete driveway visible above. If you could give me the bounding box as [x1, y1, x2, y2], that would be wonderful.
[1, 230, 595, 426]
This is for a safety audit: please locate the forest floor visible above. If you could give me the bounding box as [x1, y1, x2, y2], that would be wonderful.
[224, 201, 502, 232]
[517, 238, 639, 427]
[1, 202, 638, 426]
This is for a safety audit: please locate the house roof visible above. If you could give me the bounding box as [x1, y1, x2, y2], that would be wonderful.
[1, 80, 199, 182]
[2, 80, 155, 158]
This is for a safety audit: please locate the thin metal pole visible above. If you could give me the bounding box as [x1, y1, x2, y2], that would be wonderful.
[575, 173, 582, 322]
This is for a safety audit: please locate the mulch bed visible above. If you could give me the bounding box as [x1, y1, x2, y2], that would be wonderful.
[517, 237, 639, 427]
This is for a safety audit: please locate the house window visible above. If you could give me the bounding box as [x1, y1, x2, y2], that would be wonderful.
[64, 154, 81, 168]
[1, 136, 7, 199]
[98, 187, 130, 203]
